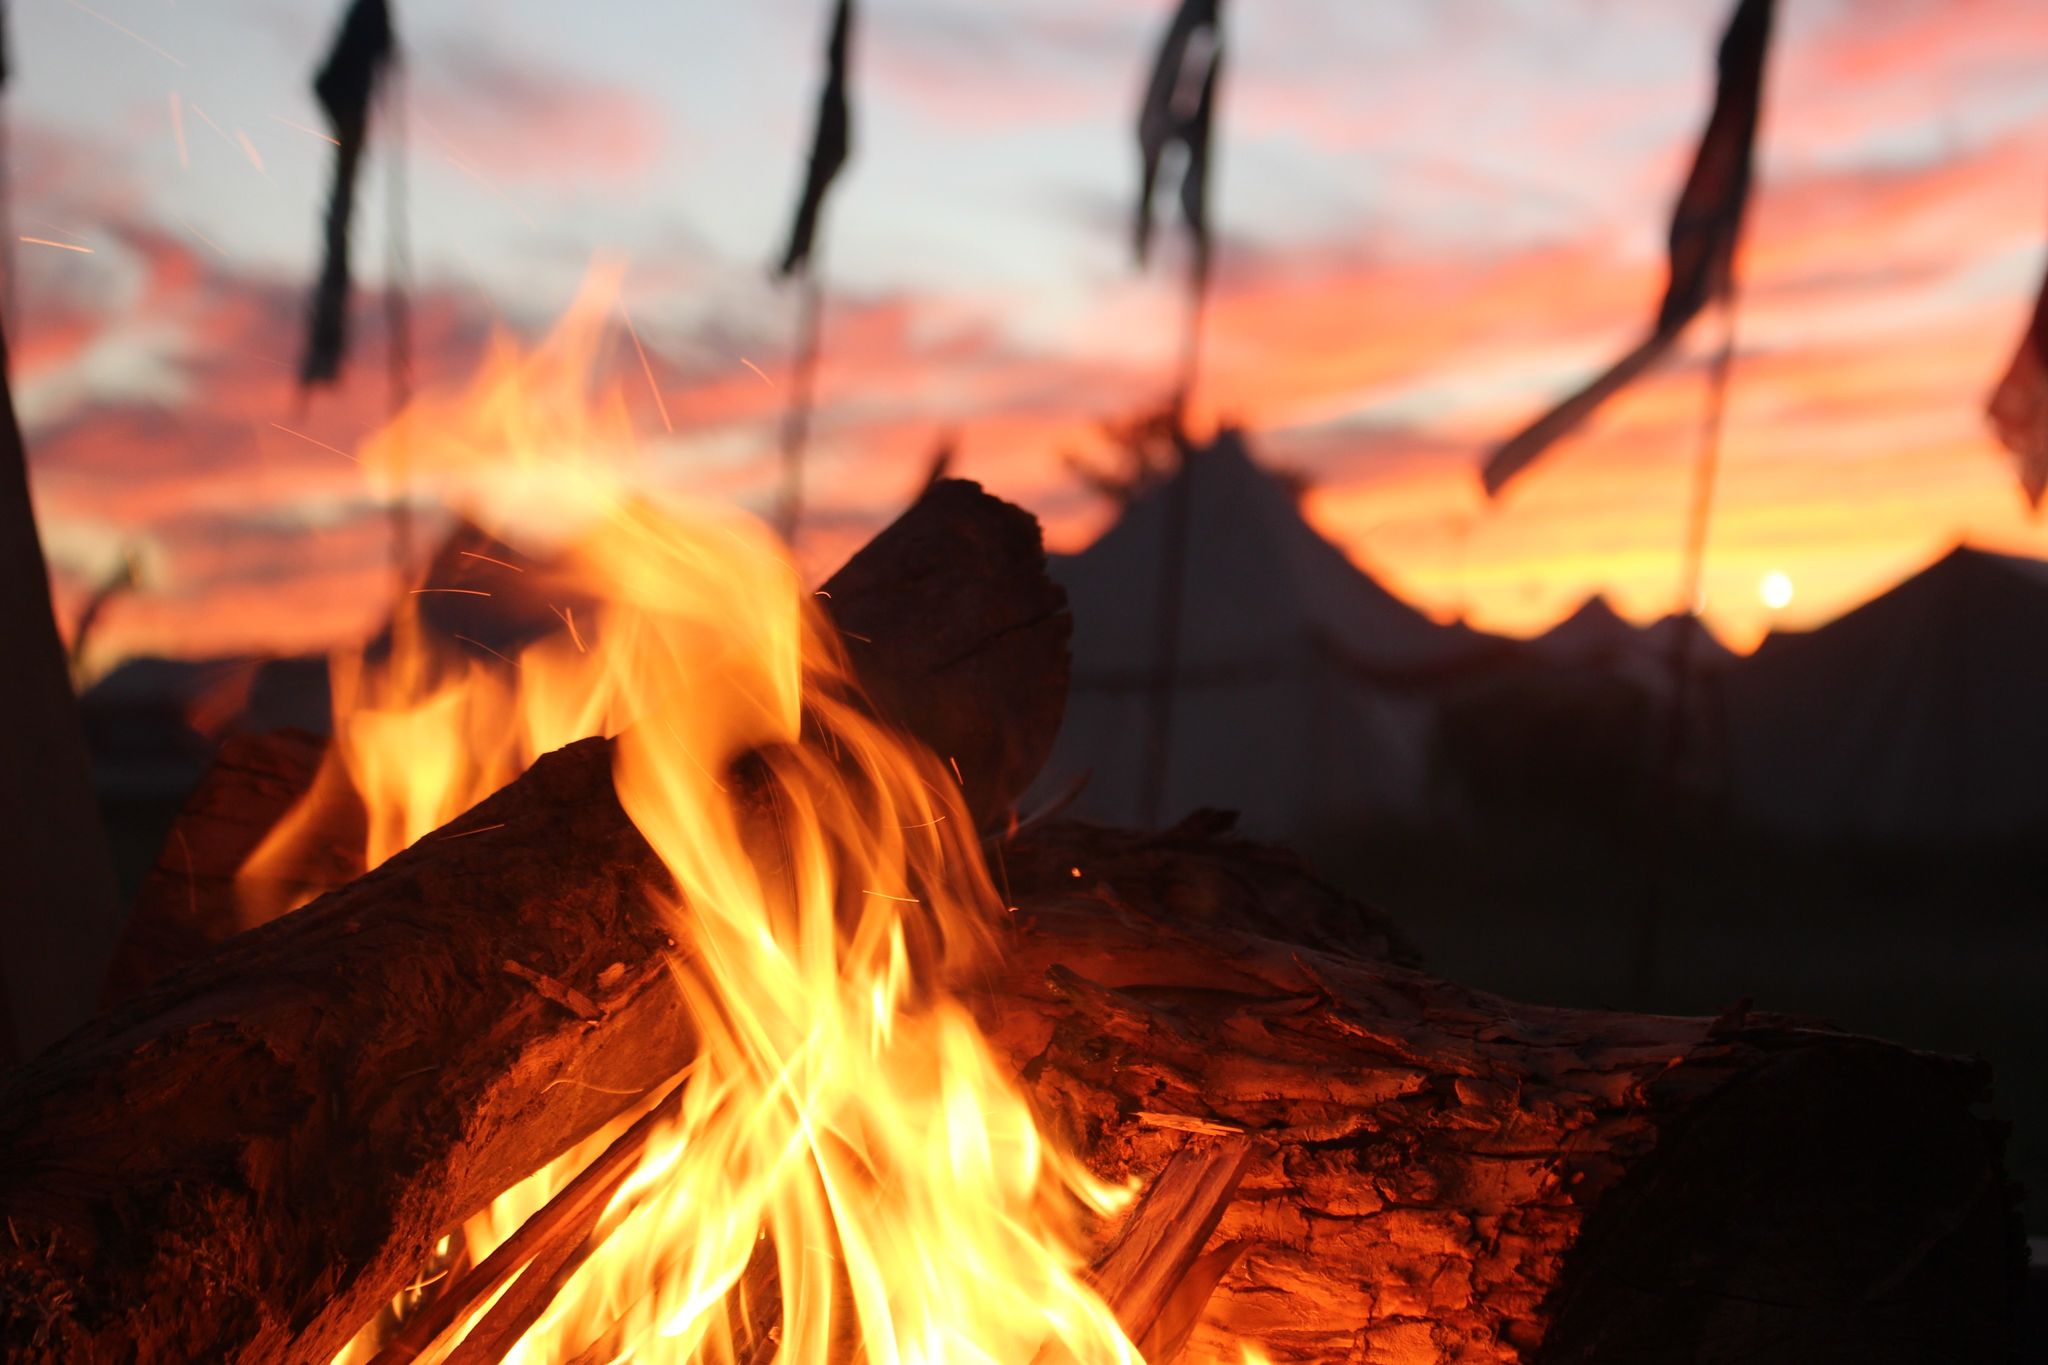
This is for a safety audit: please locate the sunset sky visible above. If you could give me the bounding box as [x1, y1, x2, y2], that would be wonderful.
[12, 0, 2048, 672]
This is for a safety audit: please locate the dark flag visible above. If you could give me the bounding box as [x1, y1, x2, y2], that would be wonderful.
[1987, 263, 2048, 508]
[1482, 0, 1774, 497]
[1135, 0, 1222, 271]
[299, 0, 394, 388]
[778, 0, 853, 278]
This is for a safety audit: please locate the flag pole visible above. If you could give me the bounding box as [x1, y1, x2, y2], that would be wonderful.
[1143, 231, 1213, 819]
[775, 266, 825, 547]
[1675, 295, 1739, 624]
[1135, 0, 1222, 828]
[1634, 290, 1740, 997]
[1173, 241, 1208, 432]
[1138, 240, 1208, 830]
[1139, 245, 1208, 828]
[381, 53, 414, 588]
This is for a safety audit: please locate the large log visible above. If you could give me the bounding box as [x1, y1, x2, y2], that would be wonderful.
[990, 819, 2025, 1363]
[0, 480, 1072, 1364]
[5, 803, 2021, 1361]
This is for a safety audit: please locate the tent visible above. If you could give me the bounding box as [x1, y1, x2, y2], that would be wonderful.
[1030, 428, 1501, 840]
[1530, 593, 1734, 690]
[1724, 544, 2048, 844]
[1425, 595, 1734, 829]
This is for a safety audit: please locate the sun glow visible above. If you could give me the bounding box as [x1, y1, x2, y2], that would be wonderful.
[1759, 569, 1794, 610]
[309, 270, 1147, 1363]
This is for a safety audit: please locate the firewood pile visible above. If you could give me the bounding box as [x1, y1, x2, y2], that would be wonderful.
[0, 484, 2024, 1363]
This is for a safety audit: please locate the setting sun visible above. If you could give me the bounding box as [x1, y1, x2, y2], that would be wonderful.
[1759, 569, 1794, 610]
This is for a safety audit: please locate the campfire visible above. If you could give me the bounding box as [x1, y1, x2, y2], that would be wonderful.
[0, 283, 2023, 1363]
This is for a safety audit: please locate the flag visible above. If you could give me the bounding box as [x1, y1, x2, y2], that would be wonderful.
[1987, 262, 2048, 508]
[299, 0, 394, 388]
[1482, 0, 1773, 497]
[1135, 0, 1222, 271]
[778, 0, 853, 278]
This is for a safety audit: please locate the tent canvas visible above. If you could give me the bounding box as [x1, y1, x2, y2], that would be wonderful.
[1031, 428, 1498, 839]
[1725, 544, 2048, 843]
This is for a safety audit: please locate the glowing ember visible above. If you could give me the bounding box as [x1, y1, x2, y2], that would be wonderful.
[310, 270, 1148, 1363]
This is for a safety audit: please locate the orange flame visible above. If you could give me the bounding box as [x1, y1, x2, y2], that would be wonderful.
[314, 270, 1146, 1362]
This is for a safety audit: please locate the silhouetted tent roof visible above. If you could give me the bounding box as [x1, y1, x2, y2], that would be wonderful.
[1529, 593, 1734, 690]
[1030, 427, 1504, 838]
[1531, 594, 1638, 664]
[1724, 544, 2048, 843]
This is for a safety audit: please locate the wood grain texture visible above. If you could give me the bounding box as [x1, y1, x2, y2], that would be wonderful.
[984, 818, 2025, 1364]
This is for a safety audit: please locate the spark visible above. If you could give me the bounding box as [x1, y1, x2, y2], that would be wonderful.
[169, 92, 190, 168]
[662, 718, 731, 793]
[861, 889, 922, 904]
[235, 130, 266, 173]
[186, 101, 235, 151]
[739, 356, 776, 388]
[898, 814, 948, 829]
[413, 111, 541, 232]
[458, 549, 526, 572]
[18, 237, 92, 254]
[411, 587, 493, 597]
[552, 603, 587, 653]
[619, 301, 673, 433]
[542, 1076, 653, 1096]
[268, 422, 358, 462]
[265, 113, 339, 145]
[949, 756, 965, 786]
[453, 634, 520, 667]
[21, 216, 89, 242]
[169, 211, 226, 257]
[65, 0, 186, 67]
[440, 821, 507, 840]
[437, 150, 534, 229]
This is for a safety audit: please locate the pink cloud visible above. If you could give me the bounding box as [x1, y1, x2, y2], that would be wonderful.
[410, 40, 669, 187]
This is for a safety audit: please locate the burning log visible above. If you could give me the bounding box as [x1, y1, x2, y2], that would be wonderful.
[105, 478, 1072, 1002]
[0, 479, 1072, 1364]
[0, 483, 2021, 1362]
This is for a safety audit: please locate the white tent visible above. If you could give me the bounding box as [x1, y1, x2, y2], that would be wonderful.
[1724, 544, 2048, 843]
[1030, 428, 1499, 840]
